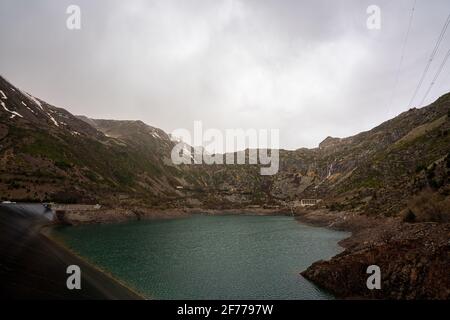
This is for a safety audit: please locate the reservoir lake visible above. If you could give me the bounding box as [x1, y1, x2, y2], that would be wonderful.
[52, 214, 349, 299]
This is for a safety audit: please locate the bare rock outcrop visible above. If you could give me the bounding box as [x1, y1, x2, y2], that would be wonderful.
[301, 222, 450, 299]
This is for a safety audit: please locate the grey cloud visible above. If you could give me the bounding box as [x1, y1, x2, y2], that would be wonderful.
[1, 0, 450, 150]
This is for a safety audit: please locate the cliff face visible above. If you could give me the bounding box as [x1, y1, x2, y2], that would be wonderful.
[301, 221, 450, 299]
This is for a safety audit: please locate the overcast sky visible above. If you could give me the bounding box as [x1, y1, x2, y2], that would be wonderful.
[1, 0, 450, 150]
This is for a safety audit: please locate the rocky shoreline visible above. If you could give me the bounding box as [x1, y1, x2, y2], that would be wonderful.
[295, 210, 450, 300]
[53, 206, 292, 225]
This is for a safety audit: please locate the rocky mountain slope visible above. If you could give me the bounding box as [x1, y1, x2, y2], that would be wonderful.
[0, 75, 199, 206]
[1, 74, 450, 220]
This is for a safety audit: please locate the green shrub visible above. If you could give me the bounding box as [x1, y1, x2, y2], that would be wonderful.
[8, 181, 20, 189]
[113, 170, 133, 185]
[415, 164, 426, 173]
[402, 209, 416, 223]
[84, 170, 98, 182]
[405, 190, 450, 222]
[55, 160, 72, 171]
[329, 202, 344, 212]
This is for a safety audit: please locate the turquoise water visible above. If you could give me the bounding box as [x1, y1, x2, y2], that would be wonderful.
[52, 214, 349, 299]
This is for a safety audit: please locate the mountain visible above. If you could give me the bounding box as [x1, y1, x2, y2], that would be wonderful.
[0, 75, 200, 205]
[1, 74, 450, 219]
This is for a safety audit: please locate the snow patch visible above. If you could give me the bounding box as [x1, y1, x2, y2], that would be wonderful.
[21, 101, 27, 106]
[47, 113, 59, 127]
[72, 131, 81, 136]
[0, 90, 7, 100]
[182, 145, 195, 160]
[152, 131, 162, 139]
[1, 101, 23, 118]
[22, 91, 44, 110]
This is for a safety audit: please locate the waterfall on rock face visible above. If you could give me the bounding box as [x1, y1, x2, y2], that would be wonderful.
[327, 163, 334, 178]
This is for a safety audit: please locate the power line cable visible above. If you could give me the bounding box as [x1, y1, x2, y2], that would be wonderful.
[387, 0, 417, 114]
[437, 63, 450, 92]
[408, 12, 450, 107]
[419, 45, 450, 105]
